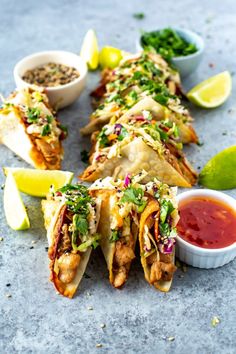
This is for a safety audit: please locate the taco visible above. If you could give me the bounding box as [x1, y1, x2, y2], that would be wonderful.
[0, 87, 66, 169]
[80, 112, 197, 187]
[42, 183, 100, 298]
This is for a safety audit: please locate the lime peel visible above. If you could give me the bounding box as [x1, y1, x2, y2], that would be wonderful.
[99, 46, 123, 69]
[187, 71, 232, 108]
[80, 29, 99, 70]
[199, 145, 236, 190]
[4, 172, 30, 230]
[3, 168, 74, 197]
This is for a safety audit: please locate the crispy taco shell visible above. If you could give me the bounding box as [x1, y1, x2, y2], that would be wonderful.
[80, 137, 197, 187]
[139, 198, 176, 292]
[41, 200, 91, 298]
[90, 189, 138, 288]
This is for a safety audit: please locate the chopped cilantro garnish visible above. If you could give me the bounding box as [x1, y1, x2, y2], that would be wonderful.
[106, 93, 125, 105]
[41, 124, 51, 136]
[59, 124, 68, 134]
[120, 186, 147, 212]
[109, 230, 120, 242]
[46, 115, 53, 123]
[133, 12, 145, 20]
[154, 93, 169, 106]
[140, 28, 198, 61]
[92, 238, 99, 249]
[73, 214, 89, 237]
[26, 107, 41, 123]
[117, 125, 129, 141]
[98, 128, 109, 148]
[160, 199, 175, 224]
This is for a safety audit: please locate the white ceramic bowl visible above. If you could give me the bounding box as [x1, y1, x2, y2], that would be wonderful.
[14, 50, 87, 109]
[136, 28, 204, 77]
[176, 189, 236, 269]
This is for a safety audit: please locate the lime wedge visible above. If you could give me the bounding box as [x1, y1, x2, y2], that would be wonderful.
[4, 173, 30, 230]
[99, 46, 123, 69]
[80, 29, 99, 70]
[187, 71, 232, 108]
[199, 146, 236, 190]
[3, 168, 74, 197]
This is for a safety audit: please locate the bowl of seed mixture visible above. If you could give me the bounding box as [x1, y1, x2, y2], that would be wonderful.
[14, 51, 88, 109]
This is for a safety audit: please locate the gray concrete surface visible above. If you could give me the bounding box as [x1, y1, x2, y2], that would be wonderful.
[0, 0, 236, 353]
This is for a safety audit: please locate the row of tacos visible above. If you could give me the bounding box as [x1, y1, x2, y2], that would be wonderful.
[80, 52, 198, 187]
[42, 172, 179, 298]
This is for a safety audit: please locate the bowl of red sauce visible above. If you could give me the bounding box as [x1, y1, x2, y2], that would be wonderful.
[176, 189, 236, 268]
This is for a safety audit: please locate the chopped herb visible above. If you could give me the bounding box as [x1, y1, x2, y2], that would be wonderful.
[132, 71, 143, 80]
[81, 149, 89, 163]
[106, 93, 125, 105]
[154, 93, 169, 106]
[26, 107, 41, 123]
[92, 239, 99, 249]
[160, 199, 175, 224]
[97, 104, 105, 110]
[197, 141, 204, 147]
[117, 125, 129, 141]
[109, 230, 120, 242]
[46, 115, 53, 123]
[133, 12, 145, 20]
[159, 222, 170, 236]
[140, 28, 198, 61]
[98, 128, 109, 148]
[41, 124, 51, 136]
[59, 124, 68, 133]
[155, 125, 169, 141]
[120, 186, 147, 212]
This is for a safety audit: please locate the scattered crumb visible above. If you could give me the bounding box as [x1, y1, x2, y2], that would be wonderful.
[0, 237, 4, 241]
[167, 336, 175, 342]
[29, 246, 34, 250]
[86, 291, 91, 297]
[178, 274, 184, 279]
[222, 131, 228, 136]
[100, 323, 106, 329]
[182, 264, 188, 273]
[56, 291, 60, 295]
[211, 316, 220, 327]
[208, 63, 215, 68]
[45, 247, 49, 252]
[1, 184, 5, 190]
[96, 344, 103, 348]
[87, 306, 93, 311]
[5, 293, 12, 298]
[6, 283, 11, 287]
[31, 240, 37, 244]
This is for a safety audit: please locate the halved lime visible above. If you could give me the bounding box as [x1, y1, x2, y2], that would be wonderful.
[187, 71, 232, 108]
[3, 168, 74, 197]
[80, 29, 99, 70]
[4, 173, 30, 230]
[99, 46, 123, 69]
[199, 146, 236, 190]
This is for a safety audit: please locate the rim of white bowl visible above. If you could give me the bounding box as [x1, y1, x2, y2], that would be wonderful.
[14, 50, 88, 92]
[176, 189, 236, 253]
[137, 27, 204, 60]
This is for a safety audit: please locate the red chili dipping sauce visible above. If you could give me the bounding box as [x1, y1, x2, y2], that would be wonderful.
[177, 196, 236, 249]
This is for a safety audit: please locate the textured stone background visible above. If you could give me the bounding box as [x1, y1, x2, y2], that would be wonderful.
[0, 0, 236, 353]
